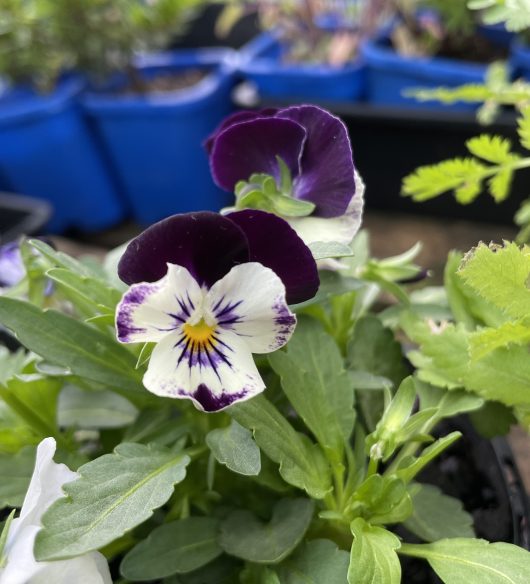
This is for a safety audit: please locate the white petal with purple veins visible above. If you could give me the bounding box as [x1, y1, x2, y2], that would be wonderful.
[206, 263, 296, 353]
[143, 329, 264, 412]
[116, 264, 203, 343]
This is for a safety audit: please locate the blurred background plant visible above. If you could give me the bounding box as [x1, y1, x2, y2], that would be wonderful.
[0, 0, 203, 93]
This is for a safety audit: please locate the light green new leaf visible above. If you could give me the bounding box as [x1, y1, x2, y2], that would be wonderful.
[0, 298, 152, 407]
[35, 443, 190, 560]
[396, 432, 462, 484]
[57, 385, 138, 429]
[0, 446, 35, 508]
[120, 517, 222, 581]
[308, 241, 354, 260]
[400, 538, 530, 583]
[458, 242, 530, 319]
[219, 498, 314, 564]
[466, 135, 515, 165]
[277, 539, 350, 584]
[269, 317, 354, 457]
[469, 321, 530, 361]
[206, 420, 261, 476]
[404, 484, 474, 542]
[230, 395, 332, 499]
[415, 381, 483, 419]
[348, 518, 401, 584]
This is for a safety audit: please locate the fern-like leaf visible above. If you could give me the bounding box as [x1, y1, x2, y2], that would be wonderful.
[466, 134, 516, 164]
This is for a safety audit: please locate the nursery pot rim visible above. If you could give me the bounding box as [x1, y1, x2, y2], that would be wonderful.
[0, 192, 52, 243]
[81, 48, 237, 115]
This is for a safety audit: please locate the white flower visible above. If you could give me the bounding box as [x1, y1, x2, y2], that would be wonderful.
[0, 438, 111, 584]
[116, 262, 297, 412]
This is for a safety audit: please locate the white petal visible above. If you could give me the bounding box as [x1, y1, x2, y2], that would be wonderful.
[206, 263, 296, 353]
[288, 170, 365, 246]
[29, 552, 112, 584]
[15, 438, 77, 533]
[0, 525, 41, 584]
[143, 329, 265, 412]
[116, 263, 203, 343]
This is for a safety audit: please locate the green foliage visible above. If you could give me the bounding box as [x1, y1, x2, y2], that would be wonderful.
[348, 518, 401, 584]
[230, 395, 332, 499]
[219, 498, 314, 564]
[404, 483, 474, 542]
[0, 446, 35, 509]
[400, 538, 530, 583]
[206, 420, 261, 476]
[120, 517, 222, 581]
[269, 316, 355, 460]
[469, 0, 530, 32]
[35, 443, 190, 560]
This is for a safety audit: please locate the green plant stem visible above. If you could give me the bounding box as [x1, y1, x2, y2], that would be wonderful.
[398, 543, 429, 558]
[366, 457, 379, 478]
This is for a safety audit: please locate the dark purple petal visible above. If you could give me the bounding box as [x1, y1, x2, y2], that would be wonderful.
[278, 105, 356, 218]
[204, 108, 278, 155]
[209, 117, 307, 192]
[118, 212, 249, 288]
[227, 210, 319, 305]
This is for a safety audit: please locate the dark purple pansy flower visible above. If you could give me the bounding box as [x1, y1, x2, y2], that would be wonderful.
[116, 210, 318, 412]
[206, 105, 365, 247]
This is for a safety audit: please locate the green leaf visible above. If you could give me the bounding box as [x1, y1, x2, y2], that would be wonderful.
[415, 381, 484, 419]
[269, 317, 354, 457]
[219, 498, 314, 564]
[0, 298, 151, 407]
[230, 395, 332, 499]
[400, 538, 530, 583]
[518, 107, 530, 151]
[404, 483, 474, 542]
[0, 446, 35, 508]
[458, 242, 530, 319]
[0, 509, 16, 567]
[469, 401, 516, 438]
[348, 518, 401, 584]
[35, 443, 190, 560]
[396, 432, 461, 483]
[308, 241, 354, 261]
[271, 195, 315, 218]
[206, 420, 261, 476]
[469, 321, 530, 360]
[466, 135, 515, 164]
[488, 169, 514, 202]
[46, 267, 122, 313]
[27, 239, 101, 279]
[0, 348, 32, 386]
[164, 555, 240, 584]
[348, 316, 408, 388]
[121, 517, 222, 581]
[277, 539, 349, 584]
[57, 385, 138, 429]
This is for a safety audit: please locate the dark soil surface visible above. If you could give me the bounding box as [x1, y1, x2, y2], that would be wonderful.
[436, 34, 508, 63]
[120, 69, 207, 96]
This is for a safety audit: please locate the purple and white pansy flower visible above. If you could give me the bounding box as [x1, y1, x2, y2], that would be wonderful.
[116, 210, 319, 413]
[0, 242, 25, 290]
[206, 104, 365, 249]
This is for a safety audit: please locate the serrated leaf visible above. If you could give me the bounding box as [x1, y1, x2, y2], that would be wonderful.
[309, 241, 354, 260]
[121, 517, 222, 581]
[277, 539, 349, 584]
[466, 135, 515, 164]
[404, 483, 474, 542]
[488, 169, 514, 202]
[0, 445, 35, 508]
[0, 298, 152, 407]
[230, 395, 332, 499]
[348, 518, 401, 584]
[206, 420, 261, 476]
[219, 498, 314, 564]
[518, 107, 530, 151]
[35, 443, 190, 560]
[458, 242, 530, 319]
[269, 317, 354, 458]
[469, 321, 530, 360]
[400, 538, 530, 583]
[58, 385, 138, 429]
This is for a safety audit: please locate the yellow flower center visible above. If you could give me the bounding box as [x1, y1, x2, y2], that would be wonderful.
[183, 319, 216, 345]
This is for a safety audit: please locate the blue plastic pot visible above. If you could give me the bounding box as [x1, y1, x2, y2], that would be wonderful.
[0, 77, 124, 233]
[361, 30, 495, 110]
[238, 31, 366, 101]
[82, 50, 236, 225]
[510, 40, 530, 81]
[478, 23, 513, 47]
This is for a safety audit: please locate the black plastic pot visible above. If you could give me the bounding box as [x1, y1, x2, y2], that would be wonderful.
[402, 417, 530, 583]
[0, 192, 51, 243]
[233, 85, 526, 225]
